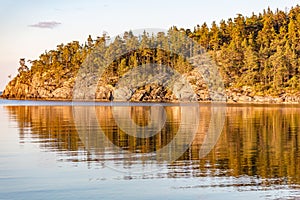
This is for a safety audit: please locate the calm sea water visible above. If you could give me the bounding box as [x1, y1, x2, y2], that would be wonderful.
[0, 99, 299, 200]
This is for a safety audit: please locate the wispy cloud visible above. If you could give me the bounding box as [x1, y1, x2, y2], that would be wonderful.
[28, 21, 61, 29]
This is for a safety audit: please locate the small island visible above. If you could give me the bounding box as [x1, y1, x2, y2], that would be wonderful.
[2, 6, 300, 103]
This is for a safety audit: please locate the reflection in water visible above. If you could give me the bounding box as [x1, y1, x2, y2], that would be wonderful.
[5, 105, 300, 186]
[8, 106, 82, 152]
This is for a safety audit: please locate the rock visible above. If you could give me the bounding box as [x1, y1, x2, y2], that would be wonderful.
[165, 90, 176, 101]
[173, 81, 195, 101]
[95, 86, 113, 100]
[238, 95, 253, 102]
[253, 96, 266, 103]
[37, 87, 51, 98]
[131, 90, 146, 101]
[113, 87, 134, 101]
[52, 87, 72, 99]
[232, 96, 238, 102]
[145, 84, 152, 94]
[151, 86, 162, 96]
[274, 98, 283, 103]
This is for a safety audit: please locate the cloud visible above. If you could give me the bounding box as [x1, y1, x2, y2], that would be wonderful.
[28, 21, 61, 29]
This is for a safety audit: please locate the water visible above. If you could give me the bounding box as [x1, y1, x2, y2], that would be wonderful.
[0, 100, 300, 200]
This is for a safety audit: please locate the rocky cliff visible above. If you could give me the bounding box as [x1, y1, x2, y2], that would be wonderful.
[2, 69, 75, 100]
[1, 67, 212, 102]
[3, 67, 300, 103]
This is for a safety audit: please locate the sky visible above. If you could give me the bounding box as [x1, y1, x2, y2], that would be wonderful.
[0, 0, 298, 90]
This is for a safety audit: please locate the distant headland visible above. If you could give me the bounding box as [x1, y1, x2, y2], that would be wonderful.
[2, 6, 300, 103]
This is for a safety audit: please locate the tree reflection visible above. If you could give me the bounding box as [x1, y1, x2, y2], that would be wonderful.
[5, 104, 300, 184]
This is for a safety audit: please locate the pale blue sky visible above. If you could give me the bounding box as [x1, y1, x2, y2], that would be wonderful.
[0, 0, 298, 90]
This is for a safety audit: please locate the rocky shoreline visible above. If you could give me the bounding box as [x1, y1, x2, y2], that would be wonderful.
[1, 96, 300, 104]
[2, 87, 300, 104]
[2, 71, 300, 104]
[225, 87, 300, 104]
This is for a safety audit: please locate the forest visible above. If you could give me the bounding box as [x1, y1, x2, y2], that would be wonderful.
[4, 5, 300, 100]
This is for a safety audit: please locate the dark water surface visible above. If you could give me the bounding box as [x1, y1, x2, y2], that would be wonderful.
[0, 100, 300, 199]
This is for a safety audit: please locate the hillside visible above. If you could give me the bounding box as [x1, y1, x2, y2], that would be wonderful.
[2, 6, 300, 103]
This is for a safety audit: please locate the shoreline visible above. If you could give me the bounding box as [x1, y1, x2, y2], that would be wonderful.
[1, 96, 300, 106]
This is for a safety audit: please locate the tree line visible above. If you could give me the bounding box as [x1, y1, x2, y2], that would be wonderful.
[21, 5, 300, 96]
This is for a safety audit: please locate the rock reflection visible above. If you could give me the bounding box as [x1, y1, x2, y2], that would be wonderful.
[5, 104, 300, 184]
